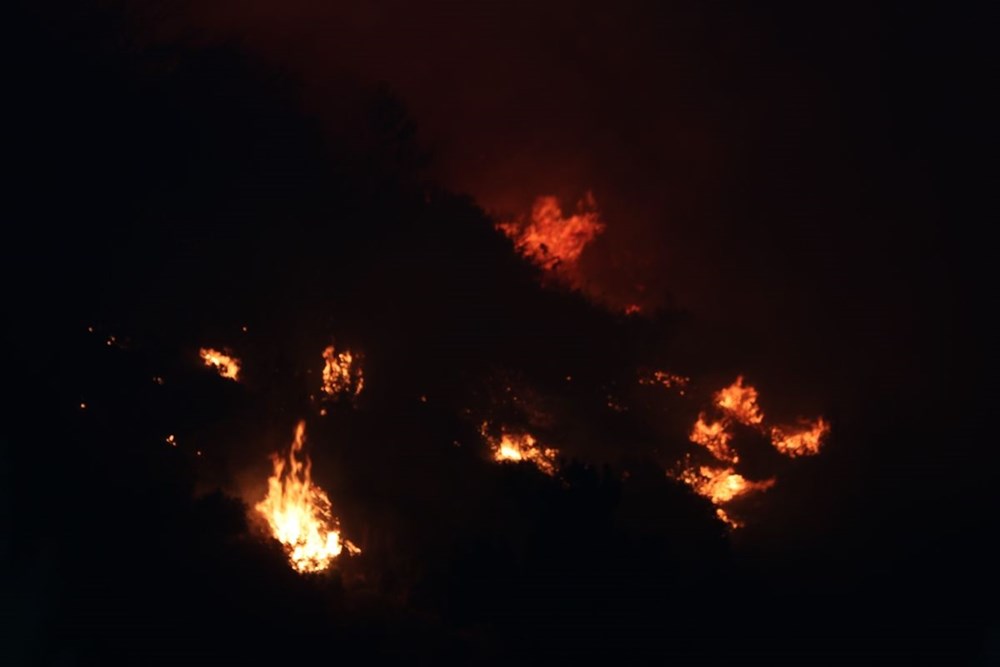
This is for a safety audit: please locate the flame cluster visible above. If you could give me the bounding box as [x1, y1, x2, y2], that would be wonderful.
[714, 376, 764, 426]
[199, 347, 241, 381]
[691, 376, 829, 460]
[770, 418, 830, 458]
[677, 465, 776, 505]
[187, 331, 828, 567]
[669, 376, 829, 527]
[689, 414, 737, 463]
[482, 424, 559, 476]
[321, 345, 364, 399]
[255, 421, 359, 573]
[497, 193, 604, 278]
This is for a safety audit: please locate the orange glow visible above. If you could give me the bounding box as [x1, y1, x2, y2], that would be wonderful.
[497, 192, 604, 276]
[689, 412, 738, 463]
[199, 347, 241, 381]
[677, 464, 775, 504]
[320, 345, 364, 398]
[714, 376, 764, 426]
[483, 424, 559, 476]
[770, 417, 830, 458]
[624, 304, 642, 315]
[255, 421, 360, 573]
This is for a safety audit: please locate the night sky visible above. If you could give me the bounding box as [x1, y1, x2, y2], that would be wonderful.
[3, 1, 994, 664]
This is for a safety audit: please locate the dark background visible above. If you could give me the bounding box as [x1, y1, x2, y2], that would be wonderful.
[3, 1, 994, 663]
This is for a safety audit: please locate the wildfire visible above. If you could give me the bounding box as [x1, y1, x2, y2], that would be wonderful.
[770, 417, 830, 458]
[199, 347, 241, 381]
[320, 345, 364, 398]
[676, 464, 775, 505]
[255, 421, 359, 573]
[689, 413, 738, 463]
[497, 192, 605, 276]
[714, 376, 764, 426]
[483, 424, 559, 476]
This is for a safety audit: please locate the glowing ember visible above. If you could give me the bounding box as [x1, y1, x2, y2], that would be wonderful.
[714, 376, 764, 426]
[639, 370, 690, 394]
[677, 464, 775, 504]
[624, 304, 642, 315]
[483, 424, 559, 476]
[497, 192, 605, 276]
[255, 421, 360, 573]
[770, 417, 830, 457]
[199, 347, 241, 381]
[321, 345, 364, 398]
[689, 412, 738, 463]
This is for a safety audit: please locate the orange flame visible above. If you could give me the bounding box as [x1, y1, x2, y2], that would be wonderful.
[321, 345, 364, 398]
[770, 417, 830, 458]
[497, 193, 604, 276]
[199, 347, 240, 381]
[483, 424, 559, 476]
[255, 421, 359, 573]
[689, 412, 738, 463]
[714, 376, 764, 426]
[677, 464, 775, 504]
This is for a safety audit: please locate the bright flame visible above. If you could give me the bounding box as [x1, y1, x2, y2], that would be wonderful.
[199, 347, 240, 381]
[770, 417, 830, 457]
[714, 376, 764, 426]
[255, 421, 359, 573]
[321, 345, 364, 398]
[689, 412, 738, 463]
[483, 424, 559, 476]
[677, 464, 775, 504]
[497, 193, 605, 276]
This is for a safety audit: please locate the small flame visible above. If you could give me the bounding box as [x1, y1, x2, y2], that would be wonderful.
[483, 424, 559, 476]
[715, 508, 743, 529]
[255, 421, 359, 573]
[689, 412, 738, 463]
[714, 376, 764, 426]
[770, 417, 830, 457]
[321, 345, 364, 398]
[624, 304, 642, 315]
[199, 348, 241, 381]
[497, 193, 605, 277]
[677, 464, 775, 505]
